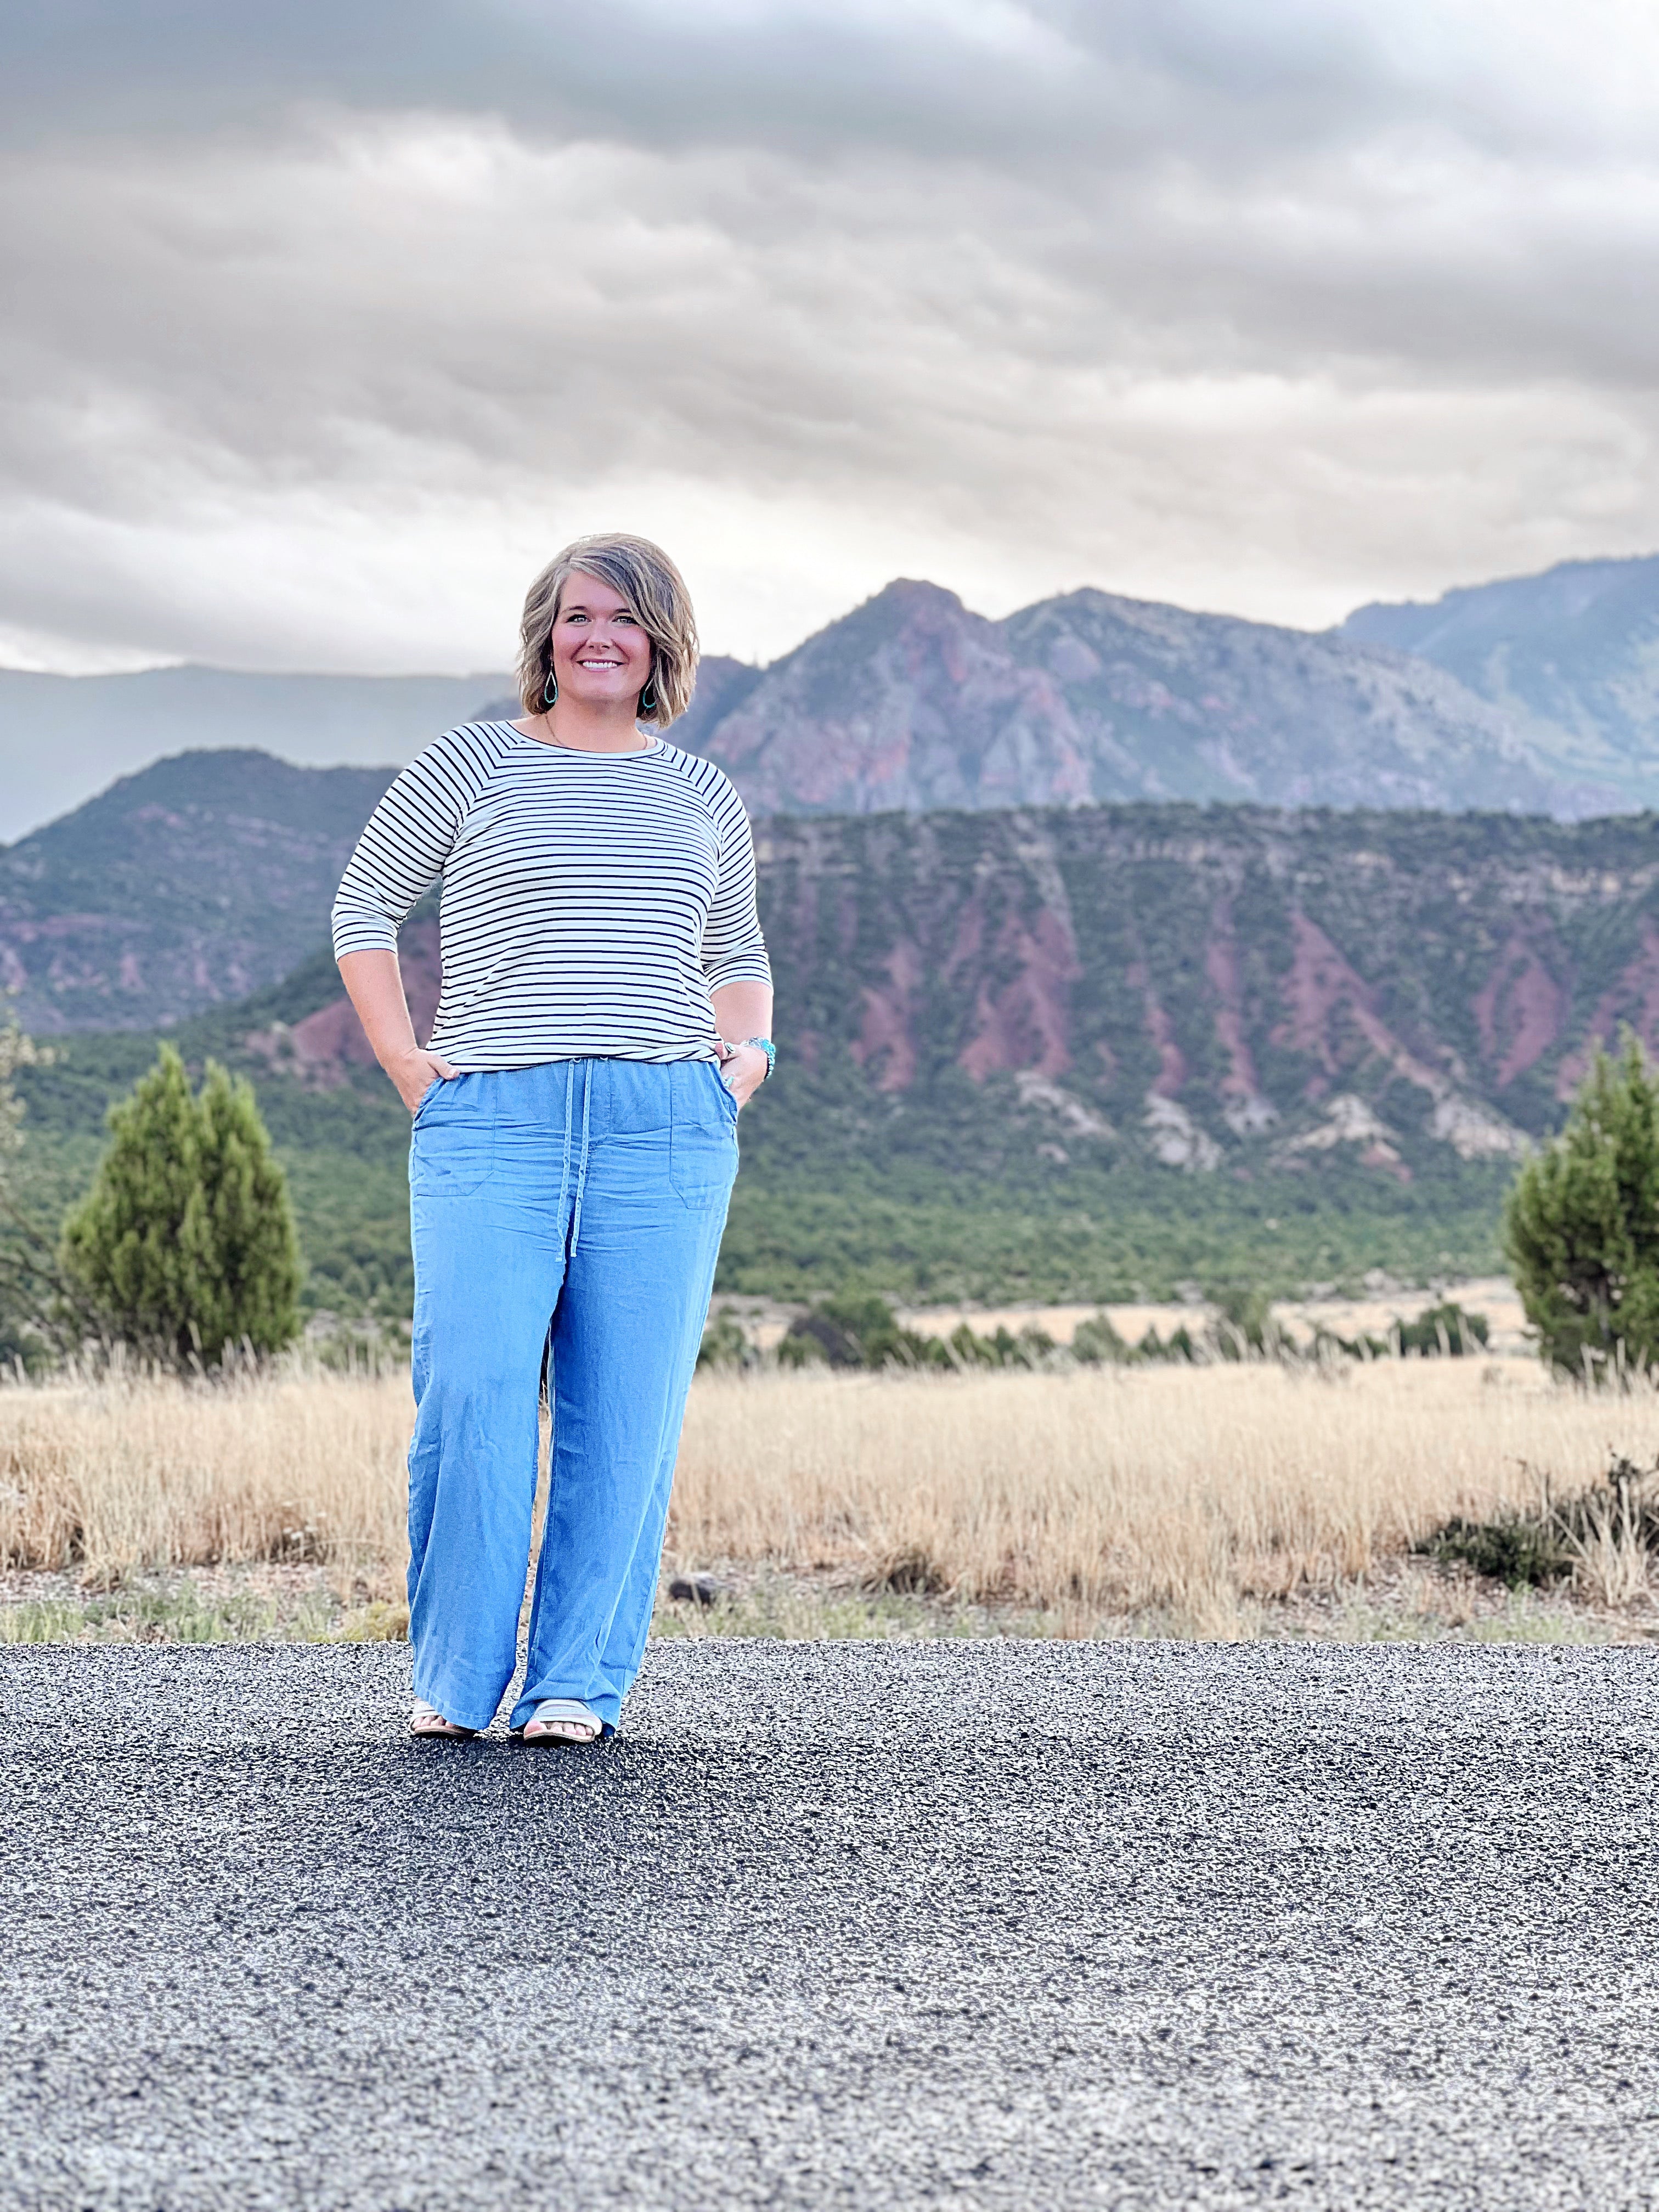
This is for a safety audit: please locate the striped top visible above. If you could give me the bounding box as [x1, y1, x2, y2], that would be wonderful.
[331, 721, 771, 1068]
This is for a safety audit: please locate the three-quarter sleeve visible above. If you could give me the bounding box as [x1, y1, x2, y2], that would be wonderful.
[701, 783, 772, 991]
[330, 719, 766, 1064]
[330, 731, 484, 958]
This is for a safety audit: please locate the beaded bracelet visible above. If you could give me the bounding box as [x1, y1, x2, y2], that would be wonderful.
[728, 1036, 775, 1082]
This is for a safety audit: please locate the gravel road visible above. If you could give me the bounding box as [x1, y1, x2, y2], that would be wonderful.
[3, 1638, 1659, 2211]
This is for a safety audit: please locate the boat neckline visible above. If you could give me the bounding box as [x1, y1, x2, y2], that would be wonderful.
[490, 718, 664, 760]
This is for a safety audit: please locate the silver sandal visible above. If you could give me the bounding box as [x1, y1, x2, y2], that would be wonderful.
[410, 1698, 476, 1740]
[521, 1698, 603, 1746]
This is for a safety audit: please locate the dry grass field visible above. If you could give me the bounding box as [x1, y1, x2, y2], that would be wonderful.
[0, 1361, 410, 1593]
[3, 1352, 1659, 1643]
[673, 1361, 1659, 1635]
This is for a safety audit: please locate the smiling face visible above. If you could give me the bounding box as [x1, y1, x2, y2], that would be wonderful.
[548, 571, 655, 712]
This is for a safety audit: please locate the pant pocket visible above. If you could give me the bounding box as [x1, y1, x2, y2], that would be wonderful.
[669, 1064, 739, 1205]
[409, 1073, 495, 1199]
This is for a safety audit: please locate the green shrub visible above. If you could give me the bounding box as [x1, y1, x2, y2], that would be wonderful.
[778, 1289, 937, 1369]
[1421, 1454, 1659, 1587]
[61, 1045, 302, 1367]
[696, 1312, 755, 1370]
[940, 1319, 1056, 1368]
[1505, 1037, 1659, 1378]
[1395, 1300, 1490, 1356]
[776, 1291, 1057, 1372]
[778, 1290, 893, 1368]
[1423, 1511, 1570, 1587]
[1069, 1311, 1131, 1365]
[1312, 1324, 1390, 1360]
[1209, 1284, 1284, 1359]
[1136, 1322, 1203, 1362]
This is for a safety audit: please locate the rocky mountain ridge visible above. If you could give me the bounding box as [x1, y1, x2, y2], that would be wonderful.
[7, 744, 1658, 1196]
[660, 580, 1621, 820]
[246, 803, 1659, 1189]
[8, 742, 1659, 1203]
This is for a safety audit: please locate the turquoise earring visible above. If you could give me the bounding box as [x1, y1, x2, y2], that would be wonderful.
[542, 668, 558, 708]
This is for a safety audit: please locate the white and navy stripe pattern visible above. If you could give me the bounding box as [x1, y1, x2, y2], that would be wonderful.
[331, 722, 771, 1069]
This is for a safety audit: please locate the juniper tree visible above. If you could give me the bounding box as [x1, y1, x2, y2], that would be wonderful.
[61, 1045, 302, 1367]
[1504, 1035, 1659, 1378]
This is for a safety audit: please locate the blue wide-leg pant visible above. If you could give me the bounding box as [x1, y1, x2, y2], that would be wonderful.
[405, 1058, 738, 1733]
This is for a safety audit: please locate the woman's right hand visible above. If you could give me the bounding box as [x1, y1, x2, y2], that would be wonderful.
[390, 1047, 460, 1115]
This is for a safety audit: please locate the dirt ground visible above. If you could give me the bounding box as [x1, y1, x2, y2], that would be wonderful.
[5, 1542, 1654, 1650]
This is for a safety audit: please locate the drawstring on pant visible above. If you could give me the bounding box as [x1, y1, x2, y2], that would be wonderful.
[556, 1062, 574, 1239]
[552, 1060, 594, 1260]
[569, 1061, 592, 1255]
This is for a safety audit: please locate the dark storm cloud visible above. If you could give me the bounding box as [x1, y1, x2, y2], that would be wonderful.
[6, 2, 1637, 164]
[1, 2, 1656, 671]
[5, 1, 1099, 157]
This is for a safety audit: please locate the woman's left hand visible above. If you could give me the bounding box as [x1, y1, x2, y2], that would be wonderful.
[715, 1040, 769, 1109]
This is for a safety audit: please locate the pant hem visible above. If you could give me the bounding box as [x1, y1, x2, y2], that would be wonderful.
[511, 1687, 624, 1732]
[412, 1670, 509, 1735]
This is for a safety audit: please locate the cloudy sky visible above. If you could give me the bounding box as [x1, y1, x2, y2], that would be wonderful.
[3, 0, 1657, 674]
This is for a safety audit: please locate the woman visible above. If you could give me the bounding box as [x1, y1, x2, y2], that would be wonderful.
[332, 533, 773, 1745]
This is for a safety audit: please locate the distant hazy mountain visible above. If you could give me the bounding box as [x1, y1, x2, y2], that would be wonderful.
[9, 559, 1656, 845]
[1340, 554, 1659, 799]
[669, 578, 1617, 819]
[0, 665, 508, 843]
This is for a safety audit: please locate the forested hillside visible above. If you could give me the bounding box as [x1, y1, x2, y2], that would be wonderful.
[15, 799, 1659, 1313]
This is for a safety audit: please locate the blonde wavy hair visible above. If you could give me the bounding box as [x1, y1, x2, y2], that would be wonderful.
[515, 533, 699, 729]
